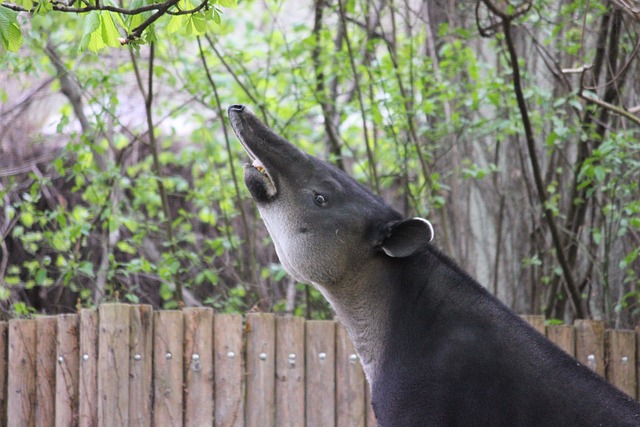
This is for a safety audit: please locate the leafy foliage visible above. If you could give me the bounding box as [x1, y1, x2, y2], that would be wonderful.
[0, 0, 639, 325]
[0, 0, 237, 52]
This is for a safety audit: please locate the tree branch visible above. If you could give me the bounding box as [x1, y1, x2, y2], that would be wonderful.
[2, 0, 182, 44]
[479, 0, 585, 318]
[129, 43, 183, 306]
[196, 35, 258, 287]
[2, 0, 173, 15]
[312, 0, 344, 170]
[577, 91, 640, 125]
[337, 0, 379, 192]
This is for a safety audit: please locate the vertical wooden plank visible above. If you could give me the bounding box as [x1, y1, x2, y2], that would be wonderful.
[56, 314, 79, 427]
[35, 317, 57, 427]
[636, 326, 640, 400]
[336, 324, 365, 427]
[183, 307, 214, 427]
[275, 316, 305, 427]
[245, 313, 276, 427]
[153, 310, 184, 427]
[129, 305, 153, 427]
[365, 386, 376, 427]
[546, 324, 575, 357]
[0, 322, 7, 424]
[606, 329, 637, 399]
[306, 320, 336, 427]
[7, 319, 37, 427]
[575, 319, 605, 376]
[98, 304, 131, 427]
[214, 314, 244, 427]
[78, 309, 98, 427]
[521, 315, 545, 334]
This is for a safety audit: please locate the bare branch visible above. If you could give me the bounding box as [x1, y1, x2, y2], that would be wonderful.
[578, 91, 640, 125]
[2, 0, 173, 15]
[609, 0, 640, 22]
[480, 0, 585, 318]
[337, 0, 379, 192]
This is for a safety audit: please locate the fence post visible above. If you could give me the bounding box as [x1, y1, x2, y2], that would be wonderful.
[129, 305, 153, 427]
[7, 319, 37, 427]
[275, 316, 305, 426]
[574, 319, 605, 376]
[98, 303, 131, 427]
[214, 313, 244, 427]
[78, 309, 98, 427]
[56, 313, 79, 426]
[306, 320, 336, 427]
[366, 385, 376, 427]
[153, 310, 184, 426]
[183, 307, 214, 426]
[245, 313, 276, 427]
[521, 315, 545, 334]
[336, 323, 366, 427]
[546, 324, 575, 357]
[606, 329, 637, 400]
[636, 326, 640, 401]
[0, 322, 7, 424]
[36, 317, 57, 426]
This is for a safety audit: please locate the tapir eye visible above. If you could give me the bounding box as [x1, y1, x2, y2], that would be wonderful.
[314, 193, 327, 207]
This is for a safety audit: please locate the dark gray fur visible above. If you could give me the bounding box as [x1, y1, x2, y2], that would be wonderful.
[228, 104, 640, 427]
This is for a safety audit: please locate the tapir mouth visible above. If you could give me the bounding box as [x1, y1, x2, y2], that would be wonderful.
[242, 150, 278, 200]
[228, 105, 279, 201]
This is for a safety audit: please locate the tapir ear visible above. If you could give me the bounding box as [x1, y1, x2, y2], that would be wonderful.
[379, 217, 434, 258]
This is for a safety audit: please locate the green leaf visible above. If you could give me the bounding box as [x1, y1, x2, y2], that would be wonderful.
[0, 7, 23, 52]
[100, 12, 121, 47]
[167, 14, 187, 34]
[218, 0, 237, 6]
[198, 207, 217, 225]
[593, 165, 605, 182]
[79, 11, 103, 53]
[125, 293, 140, 303]
[21, 211, 34, 227]
[78, 11, 121, 52]
[33, 0, 52, 15]
[78, 261, 95, 278]
[189, 13, 206, 35]
[620, 248, 639, 269]
[35, 268, 47, 285]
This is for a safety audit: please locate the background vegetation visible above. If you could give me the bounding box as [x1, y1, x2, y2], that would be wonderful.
[1, 0, 639, 327]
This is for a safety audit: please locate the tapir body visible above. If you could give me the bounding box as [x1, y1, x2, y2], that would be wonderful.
[228, 104, 640, 426]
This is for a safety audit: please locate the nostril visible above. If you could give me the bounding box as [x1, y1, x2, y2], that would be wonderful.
[228, 104, 245, 112]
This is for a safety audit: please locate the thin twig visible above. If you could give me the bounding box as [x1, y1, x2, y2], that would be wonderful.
[196, 36, 257, 287]
[577, 91, 640, 125]
[337, 0, 379, 192]
[312, 0, 344, 170]
[130, 43, 183, 306]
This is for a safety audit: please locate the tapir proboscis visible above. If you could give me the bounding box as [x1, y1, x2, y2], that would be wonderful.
[228, 104, 640, 427]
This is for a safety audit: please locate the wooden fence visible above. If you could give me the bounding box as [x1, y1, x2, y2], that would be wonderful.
[0, 304, 638, 427]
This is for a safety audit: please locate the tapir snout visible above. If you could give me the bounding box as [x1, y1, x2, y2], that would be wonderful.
[228, 104, 309, 203]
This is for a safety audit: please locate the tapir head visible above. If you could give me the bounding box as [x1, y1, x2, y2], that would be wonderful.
[228, 105, 434, 288]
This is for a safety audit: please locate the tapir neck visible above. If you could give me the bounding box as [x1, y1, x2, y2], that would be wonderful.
[314, 259, 397, 385]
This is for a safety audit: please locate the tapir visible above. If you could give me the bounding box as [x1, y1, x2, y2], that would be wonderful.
[228, 104, 640, 426]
